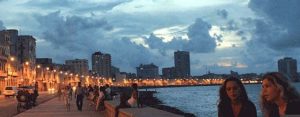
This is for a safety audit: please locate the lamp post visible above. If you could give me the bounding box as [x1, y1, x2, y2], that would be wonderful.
[36, 65, 41, 91]
[6, 57, 15, 87]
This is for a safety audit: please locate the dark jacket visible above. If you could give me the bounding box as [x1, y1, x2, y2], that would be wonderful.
[269, 100, 300, 117]
[218, 100, 257, 117]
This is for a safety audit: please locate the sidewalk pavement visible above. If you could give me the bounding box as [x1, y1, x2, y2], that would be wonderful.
[14, 96, 105, 117]
[0, 91, 49, 99]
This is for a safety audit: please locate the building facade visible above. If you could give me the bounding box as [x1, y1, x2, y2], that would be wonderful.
[136, 63, 159, 78]
[162, 67, 175, 79]
[65, 59, 89, 76]
[18, 35, 36, 86]
[278, 57, 299, 82]
[174, 50, 190, 78]
[0, 30, 10, 92]
[111, 65, 120, 81]
[92, 51, 111, 78]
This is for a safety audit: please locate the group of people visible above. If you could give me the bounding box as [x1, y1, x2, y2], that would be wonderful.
[56, 71, 300, 117]
[86, 84, 112, 111]
[218, 72, 300, 117]
[66, 82, 112, 111]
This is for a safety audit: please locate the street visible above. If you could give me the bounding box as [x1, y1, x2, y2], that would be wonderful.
[0, 92, 57, 117]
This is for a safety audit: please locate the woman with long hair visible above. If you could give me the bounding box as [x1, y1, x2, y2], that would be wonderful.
[127, 83, 138, 107]
[261, 72, 300, 117]
[218, 77, 257, 117]
[95, 86, 106, 111]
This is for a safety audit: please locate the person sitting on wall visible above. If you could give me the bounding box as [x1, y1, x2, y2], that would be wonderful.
[115, 92, 131, 117]
[127, 83, 139, 108]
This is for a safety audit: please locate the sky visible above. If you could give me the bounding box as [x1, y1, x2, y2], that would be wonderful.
[1, 0, 300, 75]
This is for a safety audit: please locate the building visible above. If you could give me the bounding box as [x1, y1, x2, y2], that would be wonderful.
[92, 51, 111, 78]
[65, 59, 89, 76]
[136, 63, 159, 78]
[278, 57, 299, 82]
[174, 50, 190, 78]
[162, 67, 175, 79]
[6, 30, 19, 74]
[0, 30, 10, 92]
[18, 35, 36, 86]
[7, 30, 19, 59]
[65, 59, 89, 85]
[111, 65, 120, 81]
[36, 58, 52, 66]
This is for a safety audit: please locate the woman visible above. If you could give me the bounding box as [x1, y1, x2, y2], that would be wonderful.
[261, 72, 300, 117]
[127, 83, 138, 107]
[114, 92, 131, 117]
[95, 86, 106, 111]
[218, 77, 257, 117]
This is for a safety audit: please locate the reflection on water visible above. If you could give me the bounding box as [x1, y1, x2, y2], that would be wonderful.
[153, 83, 300, 117]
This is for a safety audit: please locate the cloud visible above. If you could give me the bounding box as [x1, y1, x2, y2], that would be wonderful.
[248, 0, 300, 50]
[145, 18, 216, 54]
[217, 9, 228, 19]
[186, 18, 217, 52]
[225, 0, 300, 73]
[34, 11, 170, 73]
[0, 20, 5, 30]
[24, 0, 132, 14]
[34, 11, 112, 51]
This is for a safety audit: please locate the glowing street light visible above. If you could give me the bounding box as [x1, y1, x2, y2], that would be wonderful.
[25, 61, 29, 66]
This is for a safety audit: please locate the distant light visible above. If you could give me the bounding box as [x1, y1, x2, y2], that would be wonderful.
[10, 57, 15, 61]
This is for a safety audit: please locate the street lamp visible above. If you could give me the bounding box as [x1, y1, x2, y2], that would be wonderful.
[6, 57, 15, 86]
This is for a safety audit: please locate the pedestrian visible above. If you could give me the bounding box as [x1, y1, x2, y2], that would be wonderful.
[96, 86, 106, 111]
[261, 72, 300, 117]
[105, 84, 112, 100]
[33, 87, 39, 106]
[218, 77, 257, 117]
[67, 84, 73, 101]
[57, 85, 62, 101]
[75, 82, 85, 111]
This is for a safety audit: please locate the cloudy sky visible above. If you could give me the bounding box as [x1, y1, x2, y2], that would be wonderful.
[1, 0, 300, 75]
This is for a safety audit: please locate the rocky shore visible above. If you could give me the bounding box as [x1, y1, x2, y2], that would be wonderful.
[112, 87, 196, 117]
[139, 91, 196, 117]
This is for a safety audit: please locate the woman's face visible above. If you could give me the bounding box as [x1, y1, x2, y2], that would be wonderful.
[262, 79, 281, 102]
[226, 81, 240, 101]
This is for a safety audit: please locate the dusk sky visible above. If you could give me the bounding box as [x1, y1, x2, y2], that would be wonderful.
[0, 0, 300, 75]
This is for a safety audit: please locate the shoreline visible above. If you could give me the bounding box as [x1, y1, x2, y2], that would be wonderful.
[139, 91, 196, 117]
[139, 82, 261, 89]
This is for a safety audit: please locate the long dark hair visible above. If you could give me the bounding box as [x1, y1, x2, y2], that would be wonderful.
[218, 77, 249, 106]
[261, 72, 300, 117]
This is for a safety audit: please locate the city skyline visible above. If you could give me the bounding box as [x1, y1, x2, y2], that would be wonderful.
[1, 0, 300, 75]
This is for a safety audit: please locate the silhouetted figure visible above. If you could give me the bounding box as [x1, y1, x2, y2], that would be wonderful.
[105, 84, 112, 100]
[261, 72, 300, 117]
[96, 86, 106, 111]
[75, 82, 85, 111]
[218, 77, 257, 117]
[115, 92, 131, 117]
[127, 83, 138, 108]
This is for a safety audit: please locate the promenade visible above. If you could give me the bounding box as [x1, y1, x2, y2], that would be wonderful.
[14, 96, 104, 117]
[0, 91, 57, 117]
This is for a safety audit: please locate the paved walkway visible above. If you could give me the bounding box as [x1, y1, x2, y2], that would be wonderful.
[14, 96, 105, 117]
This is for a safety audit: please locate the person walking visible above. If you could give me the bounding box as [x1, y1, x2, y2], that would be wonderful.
[68, 83, 73, 101]
[75, 82, 85, 111]
[105, 84, 112, 100]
